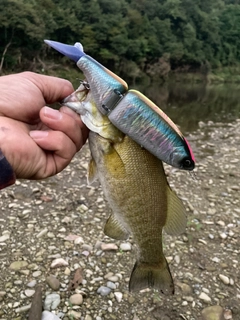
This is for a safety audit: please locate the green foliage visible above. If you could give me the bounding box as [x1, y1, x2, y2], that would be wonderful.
[1, 0, 240, 78]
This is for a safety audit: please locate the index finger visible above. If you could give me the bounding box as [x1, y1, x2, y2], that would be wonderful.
[21, 72, 74, 104]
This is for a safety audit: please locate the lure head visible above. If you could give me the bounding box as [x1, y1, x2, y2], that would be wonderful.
[180, 138, 195, 170]
[170, 140, 195, 170]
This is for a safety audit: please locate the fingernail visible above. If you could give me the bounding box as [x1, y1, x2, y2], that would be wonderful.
[29, 130, 49, 139]
[44, 106, 62, 120]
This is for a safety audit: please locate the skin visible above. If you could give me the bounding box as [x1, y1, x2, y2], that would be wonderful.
[0, 71, 89, 179]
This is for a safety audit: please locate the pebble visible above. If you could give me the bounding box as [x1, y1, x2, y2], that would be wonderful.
[27, 280, 37, 288]
[50, 258, 68, 268]
[219, 274, 230, 285]
[46, 275, 60, 291]
[101, 243, 118, 251]
[114, 292, 123, 303]
[68, 310, 82, 318]
[120, 242, 132, 251]
[0, 234, 10, 242]
[69, 293, 83, 305]
[33, 271, 42, 277]
[107, 276, 119, 282]
[107, 281, 116, 290]
[202, 305, 224, 320]
[44, 293, 61, 310]
[219, 232, 227, 239]
[9, 260, 28, 270]
[97, 286, 111, 296]
[15, 304, 31, 313]
[36, 228, 48, 238]
[0, 291, 6, 302]
[42, 311, 61, 320]
[24, 289, 35, 297]
[199, 292, 211, 303]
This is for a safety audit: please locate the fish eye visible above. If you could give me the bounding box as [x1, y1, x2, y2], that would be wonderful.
[182, 158, 195, 170]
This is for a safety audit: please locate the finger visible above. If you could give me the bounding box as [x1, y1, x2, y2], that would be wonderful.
[20, 72, 74, 104]
[39, 106, 88, 150]
[60, 106, 89, 143]
[29, 130, 77, 176]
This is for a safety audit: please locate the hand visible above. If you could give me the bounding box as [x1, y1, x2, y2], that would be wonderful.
[0, 72, 89, 179]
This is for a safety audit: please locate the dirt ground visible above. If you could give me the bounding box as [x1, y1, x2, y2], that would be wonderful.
[0, 120, 239, 320]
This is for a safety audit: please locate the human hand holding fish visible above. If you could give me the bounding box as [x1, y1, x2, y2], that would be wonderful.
[0, 72, 88, 179]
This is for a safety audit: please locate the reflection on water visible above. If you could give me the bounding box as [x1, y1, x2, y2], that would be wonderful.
[134, 82, 240, 134]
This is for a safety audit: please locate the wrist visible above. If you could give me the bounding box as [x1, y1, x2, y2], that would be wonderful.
[0, 148, 16, 190]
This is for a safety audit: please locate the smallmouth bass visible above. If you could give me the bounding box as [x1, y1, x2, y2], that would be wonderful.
[63, 85, 187, 293]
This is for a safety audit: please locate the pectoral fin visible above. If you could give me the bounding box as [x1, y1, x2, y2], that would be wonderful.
[104, 214, 129, 240]
[87, 158, 98, 184]
[164, 186, 187, 236]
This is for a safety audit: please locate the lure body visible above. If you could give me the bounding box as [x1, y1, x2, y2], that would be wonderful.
[45, 40, 195, 170]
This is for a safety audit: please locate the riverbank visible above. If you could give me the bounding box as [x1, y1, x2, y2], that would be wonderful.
[0, 118, 239, 320]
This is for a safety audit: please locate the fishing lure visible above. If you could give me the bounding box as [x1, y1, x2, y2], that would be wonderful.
[44, 40, 195, 170]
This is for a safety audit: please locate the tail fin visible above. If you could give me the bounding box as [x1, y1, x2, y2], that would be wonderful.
[129, 257, 174, 294]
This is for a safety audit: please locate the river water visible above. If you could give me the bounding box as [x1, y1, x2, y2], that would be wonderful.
[135, 82, 240, 135]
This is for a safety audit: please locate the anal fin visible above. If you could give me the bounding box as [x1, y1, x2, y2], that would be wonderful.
[104, 214, 129, 240]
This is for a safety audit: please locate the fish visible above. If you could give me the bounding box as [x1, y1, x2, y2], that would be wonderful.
[45, 39, 195, 171]
[63, 84, 187, 293]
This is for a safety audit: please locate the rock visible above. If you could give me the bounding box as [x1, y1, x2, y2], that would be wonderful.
[25, 289, 35, 297]
[44, 293, 61, 311]
[50, 258, 68, 268]
[219, 274, 230, 285]
[36, 228, 48, 238]
[42, 311, 61, 320]
[68, 310, 82, 318]
[114, 292, 123, 303]
[0, 291, 6, 302]
[120, 242, 132, 251]
[176, 282, 193, 295]
[107, 281, 116, 290]
[46, 275, 60, 291]
[106, 275, 119, 282]
[33, 271, 42, 277]
[199, 292, 211, 303]
[27, 280, 37, 288]
[223, 309, 233, 320]
[97, 286, 111, 296]
[0, 234, 10, 242]
[202, 305, 224, 320]
[15, 304, 32, 313]
[100, 243, 118, 251]
[69, 293, 83, 305]
[9, 260, 28, 270]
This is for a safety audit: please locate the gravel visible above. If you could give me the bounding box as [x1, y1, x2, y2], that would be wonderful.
[0, 119, 239, 320]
